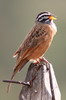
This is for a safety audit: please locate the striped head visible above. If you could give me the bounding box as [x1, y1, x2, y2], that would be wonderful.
[36, 11, 56, 24]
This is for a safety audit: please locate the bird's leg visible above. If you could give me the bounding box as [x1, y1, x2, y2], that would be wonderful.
[39, 57, 49, 63]
[39, 57, 50, 70]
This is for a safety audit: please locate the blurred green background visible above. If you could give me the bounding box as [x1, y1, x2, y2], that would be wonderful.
[0, 0, 66, 100]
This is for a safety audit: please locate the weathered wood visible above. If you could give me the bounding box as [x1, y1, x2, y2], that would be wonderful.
[19, 61, 61, 100]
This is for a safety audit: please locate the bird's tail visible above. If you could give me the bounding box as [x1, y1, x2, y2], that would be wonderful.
[7, 58, 29, 93]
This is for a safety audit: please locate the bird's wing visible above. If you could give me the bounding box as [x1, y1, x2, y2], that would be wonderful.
[13, 24, 48, 62]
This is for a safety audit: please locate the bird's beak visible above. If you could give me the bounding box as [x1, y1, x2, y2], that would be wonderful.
[49, 15, 56, 20]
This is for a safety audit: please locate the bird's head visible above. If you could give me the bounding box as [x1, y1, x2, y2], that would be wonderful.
[36, 11, 56, 24]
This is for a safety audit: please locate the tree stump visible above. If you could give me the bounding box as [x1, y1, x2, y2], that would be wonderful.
[19, 61, 61, 100]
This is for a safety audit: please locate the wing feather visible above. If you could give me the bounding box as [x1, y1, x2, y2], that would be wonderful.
[13, 24, 48, 61]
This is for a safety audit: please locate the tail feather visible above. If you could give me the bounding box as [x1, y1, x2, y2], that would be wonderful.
[7, 58, 29, 93]
[7, 71, 16, 93]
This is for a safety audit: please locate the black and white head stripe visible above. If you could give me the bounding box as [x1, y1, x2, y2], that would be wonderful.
[36, 11, 53, 23]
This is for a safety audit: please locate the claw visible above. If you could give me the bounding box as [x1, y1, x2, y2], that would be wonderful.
[39, 57, 48, 63]
[34, 59, 40, 64]
[39, 57, 50, 71]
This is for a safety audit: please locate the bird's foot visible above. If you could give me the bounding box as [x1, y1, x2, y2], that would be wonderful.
[34, 59, 40, 64]
[39, 57, 50, 71]
[39, 57, 48, 63]
[33, 57, 50, 71]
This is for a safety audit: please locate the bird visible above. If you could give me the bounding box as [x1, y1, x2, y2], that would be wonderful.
[7, 11, 57, 92]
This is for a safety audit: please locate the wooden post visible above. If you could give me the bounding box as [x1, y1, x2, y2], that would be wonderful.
[19, 61, 61, 100]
